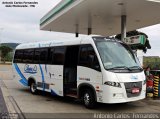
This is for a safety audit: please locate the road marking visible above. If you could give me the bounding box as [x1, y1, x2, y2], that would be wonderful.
[8, 96, 26, 119]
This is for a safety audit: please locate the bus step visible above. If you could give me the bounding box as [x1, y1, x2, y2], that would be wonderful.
[70, 88, 77, 92]
[65, 94, 78, 98]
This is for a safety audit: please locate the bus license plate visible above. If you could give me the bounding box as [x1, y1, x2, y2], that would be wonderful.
[132, 88, 139, 93]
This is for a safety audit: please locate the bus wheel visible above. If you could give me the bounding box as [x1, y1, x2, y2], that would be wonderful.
[83, 89, 96, 109]
[30, 82, 37, 94]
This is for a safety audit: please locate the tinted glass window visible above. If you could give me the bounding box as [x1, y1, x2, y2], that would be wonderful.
[26, 49, 34, 63]
[23, 49, 34, 63]
[40, 48, 48, 64]
[53, 47, 65, 65]
[22, 50, 28, 63]
[34, 49, 40, 64]
[48, 48, 54, 64]
[79, 47, 88, 66]
[14, 50, 23, 63]
[29, 50, 34, 63]
[79, 45, 100, 71]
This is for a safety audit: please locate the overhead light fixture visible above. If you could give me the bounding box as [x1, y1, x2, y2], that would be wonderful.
[147, 0, 160, 3]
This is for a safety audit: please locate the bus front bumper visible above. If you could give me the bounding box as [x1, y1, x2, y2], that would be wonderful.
[96, 83, 146, 104]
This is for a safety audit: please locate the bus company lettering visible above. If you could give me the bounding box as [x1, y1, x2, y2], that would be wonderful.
[79, 77, 90, 81]
[24, 64, 37, 74]
[130, 75, 138, 80]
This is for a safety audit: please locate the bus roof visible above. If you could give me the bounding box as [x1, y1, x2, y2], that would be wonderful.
[16, 36, 95, 49]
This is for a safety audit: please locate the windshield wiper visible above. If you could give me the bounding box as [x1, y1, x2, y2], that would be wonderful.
[108, 66, 132, 71]
[129, 66, 143, 70]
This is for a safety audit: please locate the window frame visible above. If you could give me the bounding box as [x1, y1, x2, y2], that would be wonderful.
[78, 44, 101, 72]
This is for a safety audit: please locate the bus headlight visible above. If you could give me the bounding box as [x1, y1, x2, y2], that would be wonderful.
[104, 81, 121, 88]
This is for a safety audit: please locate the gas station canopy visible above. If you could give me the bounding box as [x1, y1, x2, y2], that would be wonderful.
[40, 0, 160, 36]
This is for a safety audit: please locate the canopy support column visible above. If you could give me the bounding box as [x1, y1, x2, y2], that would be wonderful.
[88, 28, 92, 35]
[88, 14, 92, 35]
[75, 24, 79, 37]
[121, 15, 127, 41]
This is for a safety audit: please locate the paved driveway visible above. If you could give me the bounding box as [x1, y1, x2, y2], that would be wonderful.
[0, 64, 160, 119]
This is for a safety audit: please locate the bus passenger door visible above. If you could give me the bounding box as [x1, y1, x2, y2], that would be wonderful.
[63, 46, 79, 97]
[49, 65, 64, 96]
[49, 47, 66, 96]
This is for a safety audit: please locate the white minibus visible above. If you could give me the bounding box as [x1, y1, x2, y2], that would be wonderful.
[12, 36, 146, 108]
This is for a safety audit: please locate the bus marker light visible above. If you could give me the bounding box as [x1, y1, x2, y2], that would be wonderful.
[96, 86, 99, 89]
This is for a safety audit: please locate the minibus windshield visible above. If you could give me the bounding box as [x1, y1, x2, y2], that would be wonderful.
[94, 38, 142, 71]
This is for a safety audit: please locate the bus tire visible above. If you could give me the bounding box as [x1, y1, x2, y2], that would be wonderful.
[30, 81, 38, 94]
[83, 89, 96, 109]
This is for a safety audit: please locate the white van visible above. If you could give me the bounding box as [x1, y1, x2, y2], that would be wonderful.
[12, 36, 146, 108]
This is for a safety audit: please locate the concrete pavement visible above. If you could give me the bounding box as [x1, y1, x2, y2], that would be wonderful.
[0, 64, 9, 114]
[0, 86, 8, 113]
[0, 64, 160, 119]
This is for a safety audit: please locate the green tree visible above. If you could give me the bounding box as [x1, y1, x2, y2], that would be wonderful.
[115, 30, 151, 53]
[0, 45, 13, 63]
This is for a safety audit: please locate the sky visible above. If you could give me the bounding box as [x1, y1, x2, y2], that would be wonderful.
[0, 0, 160, 57]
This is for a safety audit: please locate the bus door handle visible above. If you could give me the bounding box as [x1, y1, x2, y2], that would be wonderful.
[59, 75, 62, 77]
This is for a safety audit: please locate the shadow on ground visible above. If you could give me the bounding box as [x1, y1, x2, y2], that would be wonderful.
[17, 88, 144, 112]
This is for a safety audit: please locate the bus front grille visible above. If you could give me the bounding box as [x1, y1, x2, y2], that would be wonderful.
[124, 81, 142, 98]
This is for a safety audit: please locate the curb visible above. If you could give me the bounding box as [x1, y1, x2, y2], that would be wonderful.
[0, 80, 25, 119]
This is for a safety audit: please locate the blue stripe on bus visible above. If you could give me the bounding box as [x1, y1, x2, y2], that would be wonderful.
[19, 79, 28, 86]
[14, 63, 58, 95]
[39, 64, 45, 91]
[39, 65, 58, 96]
[14, 63, 28, 86]
[51, 89, 58, 96]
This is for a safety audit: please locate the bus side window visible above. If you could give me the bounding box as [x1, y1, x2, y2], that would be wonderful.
[14, 50, 23, 63]
[23, 50, 29, 63]
[34, 49, 40, 64]
[48, 48, 54, 64]
[88, 46, 101, 71]
[79, 46, 88, 66]
[40, 48, 48, 64]
[53, 47, 65, 65]
[29, 49, 34, 63]
[79, 45, 101, 71]
[23, 49, 34, 63]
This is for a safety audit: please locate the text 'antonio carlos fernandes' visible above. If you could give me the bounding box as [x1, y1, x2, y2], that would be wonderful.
[14, 1, 38, 4]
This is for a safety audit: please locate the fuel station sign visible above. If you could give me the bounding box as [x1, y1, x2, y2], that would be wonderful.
[124, 35, 146, 46]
